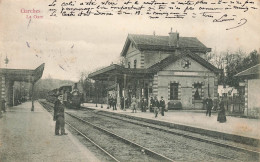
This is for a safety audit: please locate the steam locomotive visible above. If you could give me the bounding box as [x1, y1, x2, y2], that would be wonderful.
[46, 83, 82, 109]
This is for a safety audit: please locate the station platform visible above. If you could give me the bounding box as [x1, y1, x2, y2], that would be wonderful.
[83, 103, 260, 144]
[0, 101, 99, 162]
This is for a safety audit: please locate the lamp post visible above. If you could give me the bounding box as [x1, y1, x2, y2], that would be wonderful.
[101, 81, 103, 108]
[4, 55, 9, 67]
[13, 85, 15, 106]
[96, 86, 98, 107]
[22, 84, 24, 102]
[123, 74, 126, 111]
[208, 73, 210, 97]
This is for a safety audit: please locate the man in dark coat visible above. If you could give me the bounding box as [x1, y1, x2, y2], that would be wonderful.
[120, 96, 124, 110]
[150, 97, 154, 112]
[153, 96, 159, 118]
[108, 95, 112, 109]
[1, 98, 6, 112]
[53, 94, 67, 136]
[159, 96, 165, 116]
[205, 96, 213, 117]
[140, 97, 145, 112]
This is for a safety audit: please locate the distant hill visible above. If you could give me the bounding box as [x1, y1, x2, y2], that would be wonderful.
[34, 78, 75, 99]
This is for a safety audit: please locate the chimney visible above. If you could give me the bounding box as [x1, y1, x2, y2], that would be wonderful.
[168, 28, 179, 47]
[73, 83, 78, 90]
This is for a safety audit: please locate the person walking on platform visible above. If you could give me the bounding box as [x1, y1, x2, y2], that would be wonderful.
[112, 97, 117, 110]
[53, 94, 68, 136]
[140, 97, 145, 112]
[1, 98, 6, 113]
[150, 97, 154, 112]
[159, 96, 165, 116]
[153, 96, 159, 118]
[108, 95, 112, 109]
[205, 96, 213, 117]
[131, 95, 137, 113]
[120, 96, 124, 110]
[144, 98, 147, 112]
[217, 97, 227, 123]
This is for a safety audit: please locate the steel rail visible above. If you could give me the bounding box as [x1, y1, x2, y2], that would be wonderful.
[65, 111, 174, 162]
[83, 107, 260, 156]
[65, 122, 120, 162]
[80, 108, 258, 162]
[40, 101, 256, 161]
[39, 101, 120, 162]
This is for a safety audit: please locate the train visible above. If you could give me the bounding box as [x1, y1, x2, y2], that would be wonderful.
[46, 83, 82, 109]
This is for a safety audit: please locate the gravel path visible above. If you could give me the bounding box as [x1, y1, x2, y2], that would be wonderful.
[70, 109, 258, 162]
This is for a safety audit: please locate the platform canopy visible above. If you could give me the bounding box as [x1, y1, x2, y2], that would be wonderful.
[88, 64, 153, 81]
[0, 63, 45, 83]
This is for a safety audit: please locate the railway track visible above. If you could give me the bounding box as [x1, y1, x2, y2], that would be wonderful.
[39, 101, 173, 162]
[39, 100, 259, 162]
[84, 107, 260, 155]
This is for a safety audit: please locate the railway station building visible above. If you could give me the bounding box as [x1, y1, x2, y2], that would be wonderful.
[235, 64, 260, 117]
[0, 63, 45, 111]
[89, 30, 220, 109]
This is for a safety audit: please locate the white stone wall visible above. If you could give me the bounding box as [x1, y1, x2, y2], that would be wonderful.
[247, 79, 260, 117]
[144, 51, 171, 68]
[156, 56, 217, 109]
[124, 43, 142, 68]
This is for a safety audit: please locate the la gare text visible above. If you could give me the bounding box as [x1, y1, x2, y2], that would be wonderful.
[21, 8, 43, 19]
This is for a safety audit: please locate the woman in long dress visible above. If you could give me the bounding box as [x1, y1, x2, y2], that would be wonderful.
[217, 97, 227, 123]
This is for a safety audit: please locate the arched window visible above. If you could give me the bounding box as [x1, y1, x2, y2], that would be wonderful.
[134, 60, 137, 68]
[170, 83, 178, 100]
[128, 62, 130, 68]
[194, 83, 202, 100]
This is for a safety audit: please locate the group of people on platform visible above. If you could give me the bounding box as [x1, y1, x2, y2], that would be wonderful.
[149, 96, 166, 118]
[129, 95, 166, 118]
[108, 95, 117, 110]
[110, 94, 226, 122]
[204, 96, 226, 123]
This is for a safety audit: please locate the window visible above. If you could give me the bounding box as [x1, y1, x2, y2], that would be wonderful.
[194, 83, 202, 100]
[128, 62, 130, 68]
[134, 60, 137, 68]
[170, 83, 178, 100]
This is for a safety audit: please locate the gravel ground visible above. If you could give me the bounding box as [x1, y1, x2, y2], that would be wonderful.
[40, 101, 259, 162]
[66, 124, 116, 162]
[70, 109, 259, 162]
[65, 113, 166, 162]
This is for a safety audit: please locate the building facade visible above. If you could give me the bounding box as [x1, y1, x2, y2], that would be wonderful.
[235, 64, 260, 117]
[89, 30, 220, 109]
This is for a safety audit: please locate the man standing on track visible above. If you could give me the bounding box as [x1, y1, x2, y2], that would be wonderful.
[53, 94, 68, 136]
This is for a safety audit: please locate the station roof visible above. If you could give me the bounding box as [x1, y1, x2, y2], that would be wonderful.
[121, 34, 211, 56]
[235, 64, 260, 79]
[89, 50, 221, 81]
[0, 63, 45, 83]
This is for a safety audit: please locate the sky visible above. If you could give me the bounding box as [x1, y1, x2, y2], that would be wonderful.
[0, 0, 259, 81]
